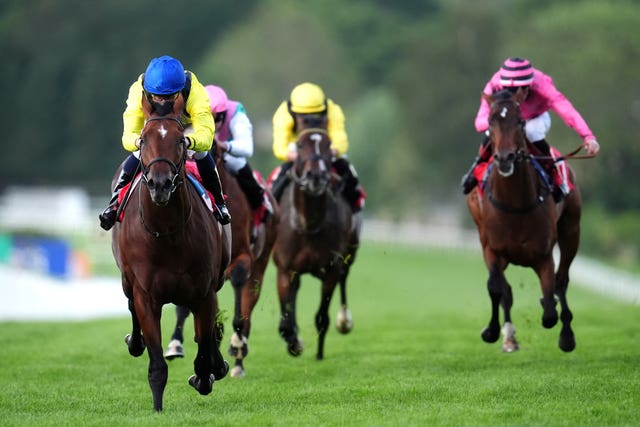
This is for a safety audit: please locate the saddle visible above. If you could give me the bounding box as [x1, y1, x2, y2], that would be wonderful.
[116, 162, 217, 222]
[473, 145, 574, 201]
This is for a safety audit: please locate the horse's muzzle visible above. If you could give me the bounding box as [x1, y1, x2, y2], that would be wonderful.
[146, 175, 178, 205]
[494, 153, 515, 177]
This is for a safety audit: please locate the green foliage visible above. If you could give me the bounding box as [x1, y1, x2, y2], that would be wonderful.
[1, 0, 638, 255]
[1, 244, 639, 425]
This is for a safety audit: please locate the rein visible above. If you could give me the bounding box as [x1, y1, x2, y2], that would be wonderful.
[531, 144, 597, 163]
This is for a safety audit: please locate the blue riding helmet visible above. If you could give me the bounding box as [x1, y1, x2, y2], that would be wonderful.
[143, 55, 186, 95]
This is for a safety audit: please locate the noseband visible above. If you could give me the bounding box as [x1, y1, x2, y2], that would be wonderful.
[139, 116, 186, 194]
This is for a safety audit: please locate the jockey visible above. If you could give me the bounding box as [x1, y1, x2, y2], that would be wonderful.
[205, 84, 273, 221]
[99, 55, 230, 231]
[270, 82, 364, 212]
[462, 57, 600, 201]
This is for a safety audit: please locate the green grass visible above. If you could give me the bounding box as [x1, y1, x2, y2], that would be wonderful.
[1, 243, 639, 426]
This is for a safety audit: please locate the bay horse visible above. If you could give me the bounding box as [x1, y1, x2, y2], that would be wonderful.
[165, 145, 279, 378]
[111, 94, 230, 411]
[466, 90, 581, 353]
[272, 127, 361, 360]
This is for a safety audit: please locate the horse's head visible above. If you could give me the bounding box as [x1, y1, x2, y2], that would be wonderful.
[485, 90, 528, 177]
[139, 94, 187, 205]
[291, 128, 332, 196]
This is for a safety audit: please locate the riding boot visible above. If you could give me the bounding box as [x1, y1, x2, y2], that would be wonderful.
[196, 153, 231, 225]
[461, 135, 492, 194]
[532, 139, 569, 202]
[236, 164, 273, 222]
[98, 154, 139, 230]
[271, 162, 293, 202]
[333, 157, 363, 212]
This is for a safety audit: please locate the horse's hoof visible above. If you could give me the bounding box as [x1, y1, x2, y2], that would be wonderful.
[559, 330, 576, 352]
[542, 313, 558, 329]
[124, 334, 145, 357]
[213, 360, 230, 381]
[230, 365, 245, 378]
[188, 374, 214, 395]
[164, 339, 184, 360]
[287, 338, 304, 357]
[501, 339, 520, 353]
[336, 306, 353, 334]
[481, 327, 500, 343]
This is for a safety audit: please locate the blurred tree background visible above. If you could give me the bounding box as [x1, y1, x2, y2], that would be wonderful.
[1, 0, 638, 265]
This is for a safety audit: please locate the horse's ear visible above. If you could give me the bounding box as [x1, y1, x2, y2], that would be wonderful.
[141, 91, 152, 116]
[482, 92, 494, 105]
[173, 93, 185, 115]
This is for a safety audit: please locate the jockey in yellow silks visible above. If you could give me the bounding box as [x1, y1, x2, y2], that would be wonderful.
[270, 82, 364, 212]
[99, 55, 230, 230]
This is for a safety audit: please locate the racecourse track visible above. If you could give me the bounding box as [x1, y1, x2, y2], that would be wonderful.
[1, 219, 639, 321]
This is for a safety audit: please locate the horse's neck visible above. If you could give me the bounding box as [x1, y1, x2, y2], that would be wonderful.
[290, 186, 328, 233]
[490, 161, 540, 206]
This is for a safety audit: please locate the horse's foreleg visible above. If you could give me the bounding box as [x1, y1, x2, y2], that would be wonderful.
[481, 263, 504, 344]
[133, 296, 167, 412]
[164, 305, 190, 360]
[278, 270, 303, 356]
[555, 207, 579, 352]
[315, 275, 339, 360]
[228, 258, 251, 378]
[125, 298, 145, 357]
[189, 292, 228, 395]
[536, 258, 558, 329]
[500, 280, 519, 352]
[336, 276, 353, 334]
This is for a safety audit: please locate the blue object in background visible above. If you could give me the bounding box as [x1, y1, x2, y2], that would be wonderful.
[11, 236, 70, 278]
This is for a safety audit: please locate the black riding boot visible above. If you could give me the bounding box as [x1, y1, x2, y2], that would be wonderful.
[461, 135, 492, 195]
[271, 162, 293, 202]
[236, 164, 273, 221]
[532, 139, 565, 202]
[99, 169, 133, 231]
[333, 157, 363, 212]
[196, 153, 231, 225]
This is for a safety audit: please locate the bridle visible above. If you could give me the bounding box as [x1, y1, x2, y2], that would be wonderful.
[137, 116, 192, 237]
[139, 116, 187, 195]
[290, 128, 332, 196]
[486, 102, 551, 213]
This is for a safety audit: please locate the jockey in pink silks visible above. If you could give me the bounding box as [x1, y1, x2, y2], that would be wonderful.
[205, 84, 273, 221]
[461, 57, 600, 201]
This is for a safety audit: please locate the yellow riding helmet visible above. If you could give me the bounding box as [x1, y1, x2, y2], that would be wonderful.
[289, 82, 327, 114]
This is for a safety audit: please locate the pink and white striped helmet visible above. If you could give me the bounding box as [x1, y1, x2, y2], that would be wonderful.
[500, 57, 534, 87]
[205, 85, 229, 113]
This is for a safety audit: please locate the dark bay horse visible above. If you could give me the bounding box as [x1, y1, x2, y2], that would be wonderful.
[273, 128, 361, 360]
[165, 146, 279, 378]
[466, 91, 581, 353]
[111, 94, 230, 411]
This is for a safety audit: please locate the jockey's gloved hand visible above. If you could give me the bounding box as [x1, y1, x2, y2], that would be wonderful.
[583, 137, 600, 155]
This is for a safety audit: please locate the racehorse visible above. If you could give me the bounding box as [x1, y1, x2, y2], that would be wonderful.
[272, 127, 361, 360]
[466, 90, 581, 353]
[164, 145, 279, 378]
[111, 94, 230, 411]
